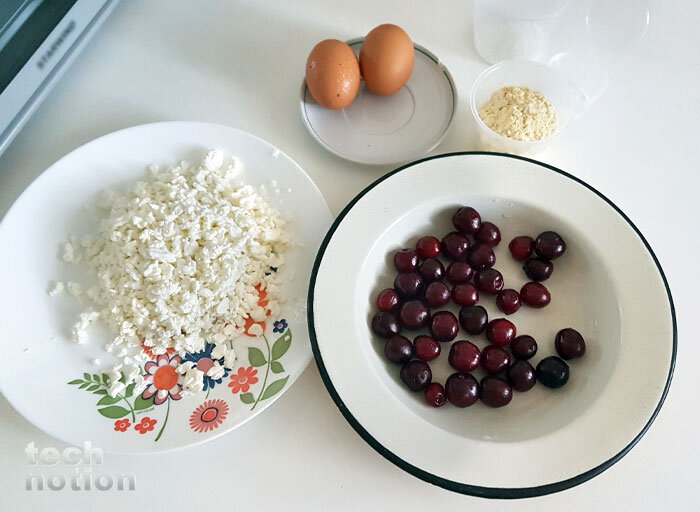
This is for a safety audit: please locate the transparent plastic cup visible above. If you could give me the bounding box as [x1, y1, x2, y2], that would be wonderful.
[469, 60, 585, 156]
[473, 0, 572, 64]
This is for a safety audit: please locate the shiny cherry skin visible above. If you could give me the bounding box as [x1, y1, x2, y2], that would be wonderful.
[440, 231, 470, 261]
[452, 283, 479, 306]
[523, 258, 554, 282]
[496, 289, 521, 315]
[424, 281, 451, 308]
[452, 206, 482, 234]
[535, 231, 566, 259]
[486, 318, 516, 346]
[394, 272, 424, 299]
[418, 259, 445, 282]
[536, 356, 569, 388]
[445, 261, 473, 285]
[508, 236, 535, 261]
[413, 336, 441, 361]
[424, 382, 446, 407]
[371, 312, 400, 338]
[376, 288, 399, 312]
[475, 221, 501, 246]
[474, 268, 504, 294]
[507, 360, 537, 391]
[459, 305, 488, 335]
[555, 328, 586, 360]
[399, 300, 430, 329]
[510, 335, 538, 360]
[480, 345, 511, 374]
[448, 340, 481, 373]
[429, 311, 459, 342]
[479, 376, 513, 407]
[445, 372, 479, 407]
[520, 282, 551, 308]
[467, 243, 496, 270]
[416, 236, 441, 259]
[384, 335, 412, 363]
[394, 248, 418, 273]
[400, 360, 432, 391]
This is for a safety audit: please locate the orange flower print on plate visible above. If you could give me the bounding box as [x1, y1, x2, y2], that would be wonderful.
[134, 416, 157, 434]
[114, 418, 131, 432]
[189, 399, 229, 433]
[228, 366, 259, 394]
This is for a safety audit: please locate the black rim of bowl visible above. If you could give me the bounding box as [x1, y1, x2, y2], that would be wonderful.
[307, 151, 677, 499]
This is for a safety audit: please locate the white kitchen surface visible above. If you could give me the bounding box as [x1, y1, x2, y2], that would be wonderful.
[0, 0, 697, 510]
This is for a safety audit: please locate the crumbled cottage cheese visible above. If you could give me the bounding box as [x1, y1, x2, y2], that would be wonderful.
[67, 281, 82, 297]
[478, 86, 557, 141]
[61, 150, 290, 396]
[48, 281, 65, 296]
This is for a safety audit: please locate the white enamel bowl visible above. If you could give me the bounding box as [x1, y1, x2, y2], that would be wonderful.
[309, 153, 675, 498]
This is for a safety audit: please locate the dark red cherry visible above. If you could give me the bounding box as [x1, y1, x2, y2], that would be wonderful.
[475, 221, 501, 246]
[480, 345, 511, 374]
[445, 372, 479, 407]
[467, 243, 496, 270]
[413, 336, 441, 361]
[448, 340, 481, 373]
[440, 231, 470, 261]
[535, 231, 566, 259]
[429, 311, 459, 342]
[376, 288, 399, 312]
[479, 376, 513, 407]
[418, 259, 445, 282]
[400, 360, 432, 391]
[485, 318, 516, 346]
[424, 382, 446, 407]
[371, 312, 400, 338]
[445, 261, 473, 284]
[507, 360, 537, 391]
[399, 300, 430, 329]
[496, 289, 521, 315]
[452, 283, 479, 306]
[394, 248, 418, 273]
[555, 328, 586, 360]
[520, 282, 551, 308]
[536, 356, 569, 388]
[394, 272, 424, 299]
[458, 305, 488, 335]
[508, 236, 535, 261]
[416, 236, 441, 259]
[510, 335, 538, 360]
[384, 335, 412, 363]
[523, 258, 554, 282]
[424, 281, 451, 308]
[474, 269, 504, 294]
[452, 206, 482, 234]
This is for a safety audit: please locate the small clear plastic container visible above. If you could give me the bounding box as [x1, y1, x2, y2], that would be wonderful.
[469, 60, 585, 155]
[473, 0, 572, 64]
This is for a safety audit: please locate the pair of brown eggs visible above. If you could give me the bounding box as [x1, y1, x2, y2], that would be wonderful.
[305, 24, 415, 110]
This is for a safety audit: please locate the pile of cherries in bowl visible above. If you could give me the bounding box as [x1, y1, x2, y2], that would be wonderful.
[371, 206, 586, 408]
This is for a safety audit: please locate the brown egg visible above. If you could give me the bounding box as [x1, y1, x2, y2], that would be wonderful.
[305, 39, 360, 110]
[359, 24, 415, 96]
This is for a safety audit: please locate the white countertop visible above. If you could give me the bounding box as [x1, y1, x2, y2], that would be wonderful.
[0, 1, 697, 509]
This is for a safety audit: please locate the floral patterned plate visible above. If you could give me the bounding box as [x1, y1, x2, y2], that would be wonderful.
[0, 122, 332, 453]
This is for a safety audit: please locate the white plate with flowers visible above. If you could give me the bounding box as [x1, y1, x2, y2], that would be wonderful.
[0, 122, 332, 453]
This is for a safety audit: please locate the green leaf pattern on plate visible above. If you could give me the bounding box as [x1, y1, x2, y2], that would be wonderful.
[68, 320, 293, 439]
[248, 347, 267, 367]
[241, 326, 293, 410]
